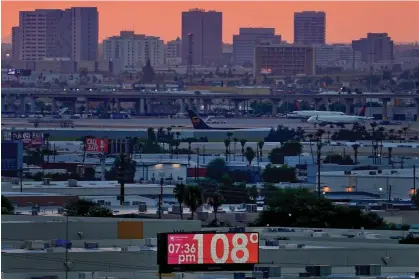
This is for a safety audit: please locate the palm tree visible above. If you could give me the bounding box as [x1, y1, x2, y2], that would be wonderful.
[402, 126, 409, 141]
[240, 139, 247, 162]
[370, 122, 378, 139]
[244, 147, 256, 166]
[175, 140, 180, 159]
[207, 190, 223, 224]
[388, 147, 393, 166]
[226, 132, 233, 141]
[351, 144, 360, 164]
[307, 134, 315, 164]
[388, 128, 395, 140]
[257, 141, 264, 160]
[233, 137, 238, 161]
[186, 138, 193, 165]
[174, 183, 186, 219]
[147, 127, 155, 142]
[224, 139, 231, 161]
[175, 132, 181, 141]
[184, 185, 203, 220]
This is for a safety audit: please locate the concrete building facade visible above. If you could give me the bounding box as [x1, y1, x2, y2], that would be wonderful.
[12, 7, 98, 62]
[254, 43, 316, 77]
[233, 27, 282, 66]
[103, 31, 165, 73]
[352, 33, 394, 63]
[315, 45, 362, 70]
[294, 11, 326, 45]
[181, 9, 222, 66]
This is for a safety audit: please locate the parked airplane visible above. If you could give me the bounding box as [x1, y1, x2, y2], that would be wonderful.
[307, 105, 373, 127]
[187, 109, 268, 131]
[286, 110, 345, 119]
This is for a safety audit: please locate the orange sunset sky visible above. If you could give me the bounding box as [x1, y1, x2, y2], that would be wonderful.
[2, 1, 419, 44]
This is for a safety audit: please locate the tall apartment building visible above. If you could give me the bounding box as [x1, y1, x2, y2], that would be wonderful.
[294, 11, 326, 45]
[352, 33, 394, 63]
[103, 31, 164, 73]
[166, 37, 182, 65]
[12, 7, 98, 62]
[70, 7, 99, 61]
[315, 45, 362, 70]
[233, 28, 281, 66]
[11, 27, 21, 61]
[181, 9, 222, 66]
[254, 43, 316, 77]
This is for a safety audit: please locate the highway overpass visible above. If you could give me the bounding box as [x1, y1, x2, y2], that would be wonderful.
[2, 88, 419, 119]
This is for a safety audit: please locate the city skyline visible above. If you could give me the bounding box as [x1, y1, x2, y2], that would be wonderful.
[2, 1, 419, 44]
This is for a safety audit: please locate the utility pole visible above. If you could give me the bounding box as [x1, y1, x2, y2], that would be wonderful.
[414, 164, 416, 194]
[158, 178, 164, 219]
[317, 141, 322, 199]
[118, 153, 126, 205]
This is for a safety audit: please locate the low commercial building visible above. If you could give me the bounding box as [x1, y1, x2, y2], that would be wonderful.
[318, 168, 418, 200]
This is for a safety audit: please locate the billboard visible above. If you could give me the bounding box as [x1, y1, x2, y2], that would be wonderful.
[85, 138, 109, 153]
[158, 232, 259, 273]
[11, 131, 44, 147]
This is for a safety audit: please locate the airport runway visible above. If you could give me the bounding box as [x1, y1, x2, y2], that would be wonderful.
[2, 117, 418, 132]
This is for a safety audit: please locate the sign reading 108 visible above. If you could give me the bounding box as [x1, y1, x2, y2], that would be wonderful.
[167, 232, 259, 265]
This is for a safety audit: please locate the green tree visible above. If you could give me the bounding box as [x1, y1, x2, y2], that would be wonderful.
[174, 183, 186, 219]
[64, 198, 113, 217]
[244, 147, 256, 166]
[255, 188, 385, 229]
[142, 59, 155, 83]
[268, 141, 303, 164]
[351, 144, 360, 164]
[1, 195, 14, 215]
[240, 139, 247, 162]
[206, 158, 228, 182]
[184, 185, 203, 220]
[323, 154, 354, 165]
[262, 164, 297, 183]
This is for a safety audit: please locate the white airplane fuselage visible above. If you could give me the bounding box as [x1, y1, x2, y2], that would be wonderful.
[287, 111, 345, 119]
[307, 115, 369, 125]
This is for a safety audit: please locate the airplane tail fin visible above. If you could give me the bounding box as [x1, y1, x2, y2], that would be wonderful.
[295, 101, 300, 111]
[187, 109, 212, 129]
[359, 105, 366, 117]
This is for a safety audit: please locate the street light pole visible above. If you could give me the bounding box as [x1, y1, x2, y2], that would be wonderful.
[158, 178, 164, 219]
[317, 141, 322, 199]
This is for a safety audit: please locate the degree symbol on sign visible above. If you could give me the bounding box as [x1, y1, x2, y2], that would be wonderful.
[249, 233, 258, 243]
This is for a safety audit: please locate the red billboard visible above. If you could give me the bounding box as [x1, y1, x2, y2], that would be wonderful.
[84, 138, 109, 153]
[166, 232, 259, 265]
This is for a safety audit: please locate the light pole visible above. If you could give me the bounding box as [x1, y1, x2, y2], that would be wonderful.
[158, 178, 164, 219]
[316, 140, 322, 199]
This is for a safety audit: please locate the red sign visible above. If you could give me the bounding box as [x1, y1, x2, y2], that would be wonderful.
[167, 233, 259, 265]
[85, 138, 108, 153]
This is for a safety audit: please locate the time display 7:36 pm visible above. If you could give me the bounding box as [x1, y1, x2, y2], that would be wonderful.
[167, 233, 259, 265]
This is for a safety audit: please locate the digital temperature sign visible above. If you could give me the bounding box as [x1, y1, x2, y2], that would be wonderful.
[157, 232, 259, 273]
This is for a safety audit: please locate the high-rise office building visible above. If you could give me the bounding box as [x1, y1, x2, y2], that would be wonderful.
[233, 28, 281, 66]
[181, 9, 222, 66]
[12, 7, 98, 61]
[70, 7, 99, 61]
[294, 11, 326, 45]
[352, 33, 394, 63]
[103, 31, 164, 73]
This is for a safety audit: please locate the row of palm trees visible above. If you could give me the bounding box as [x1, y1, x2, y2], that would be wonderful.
[174, 183, 222, 222]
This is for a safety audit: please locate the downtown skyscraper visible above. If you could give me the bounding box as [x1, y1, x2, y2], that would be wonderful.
[181, 9, 222, 66]
[12, 7, 98, 61]
[294, 11, 326, 45]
